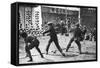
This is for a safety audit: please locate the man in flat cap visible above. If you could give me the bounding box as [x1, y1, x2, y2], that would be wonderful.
[43, 22, 65, 56]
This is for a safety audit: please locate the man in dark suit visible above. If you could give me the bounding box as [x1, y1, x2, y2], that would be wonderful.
[43, 22, 65, 56]
[20, 32, 44, 62]
[66, 24, 82, 54]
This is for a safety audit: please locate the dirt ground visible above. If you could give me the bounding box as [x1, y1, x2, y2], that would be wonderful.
[19, 34, 96, 64]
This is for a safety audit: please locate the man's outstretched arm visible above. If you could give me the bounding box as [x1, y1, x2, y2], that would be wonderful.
[43, 29, 50, 35]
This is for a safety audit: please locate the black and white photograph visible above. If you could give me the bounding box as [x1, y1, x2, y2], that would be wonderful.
[18, 3, 97, 64]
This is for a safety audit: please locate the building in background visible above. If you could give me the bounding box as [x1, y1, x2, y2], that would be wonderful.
[19, 5, 42, 31]
[41, 6, 80, 31]
[19, 5, 82, 35]
[80, 8, 96, 33]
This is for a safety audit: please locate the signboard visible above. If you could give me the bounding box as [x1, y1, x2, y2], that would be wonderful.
[32, 6, 42, 30]
[25, 7, 32, 30]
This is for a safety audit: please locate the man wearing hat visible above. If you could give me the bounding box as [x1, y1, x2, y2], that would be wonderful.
[66, 23, 82, 54]
[43, 22, 65, 56]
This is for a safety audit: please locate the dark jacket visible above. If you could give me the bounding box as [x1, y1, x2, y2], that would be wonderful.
[43, 25, 58, 40]
[70, 27, 82, 39]
[25, 36, 40, 48]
